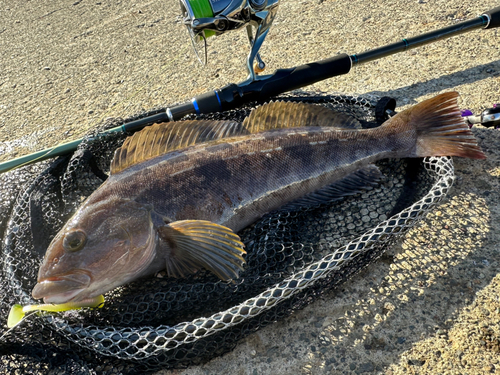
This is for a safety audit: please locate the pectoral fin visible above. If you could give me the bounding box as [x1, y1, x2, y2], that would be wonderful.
[157, 220, 246, 281]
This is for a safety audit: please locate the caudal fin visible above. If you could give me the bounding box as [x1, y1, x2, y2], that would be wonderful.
[399, 92, 486, 159]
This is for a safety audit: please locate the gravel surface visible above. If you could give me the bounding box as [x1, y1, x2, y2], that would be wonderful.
[1, 0, 499, 374]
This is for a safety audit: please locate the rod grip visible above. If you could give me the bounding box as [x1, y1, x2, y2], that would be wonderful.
[484, 6, 500, 29]
[173, 54, 353, 118]
[257, 53, 352, 98]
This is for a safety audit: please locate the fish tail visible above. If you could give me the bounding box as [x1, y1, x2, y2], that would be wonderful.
[389, 92, 486, 159]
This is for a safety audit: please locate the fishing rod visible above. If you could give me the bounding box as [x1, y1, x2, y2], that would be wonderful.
[0, 5, 499, 174]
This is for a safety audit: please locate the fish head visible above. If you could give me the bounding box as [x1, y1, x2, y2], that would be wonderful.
[32, 198, 157, 304]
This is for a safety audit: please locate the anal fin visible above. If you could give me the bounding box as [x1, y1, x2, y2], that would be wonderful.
[280, 165, 383, 211]
[157, 220, 246, 281]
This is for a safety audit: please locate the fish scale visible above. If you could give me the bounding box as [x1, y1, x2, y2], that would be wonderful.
[108, 128, 364, 230]
[31, 92, 485, 306]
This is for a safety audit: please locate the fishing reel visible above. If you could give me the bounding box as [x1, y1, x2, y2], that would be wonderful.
[179, 0, 280, 82]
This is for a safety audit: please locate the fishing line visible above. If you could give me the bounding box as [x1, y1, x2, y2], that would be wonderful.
[7, 42, 192, 173]
[1, 5, 498, 174]
[92, 42, 192, 125]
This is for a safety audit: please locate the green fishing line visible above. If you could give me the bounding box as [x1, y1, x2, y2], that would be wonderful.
[189, 0, 216, 38]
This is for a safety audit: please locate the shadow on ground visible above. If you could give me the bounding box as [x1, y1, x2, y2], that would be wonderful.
[365, 60, 500, 104]
[293, 128, 500, 374]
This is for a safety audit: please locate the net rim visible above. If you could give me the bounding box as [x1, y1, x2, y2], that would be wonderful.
[43, 156, 455, 359]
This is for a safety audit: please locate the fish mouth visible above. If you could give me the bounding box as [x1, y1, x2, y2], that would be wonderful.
[32, 272, 91, 304]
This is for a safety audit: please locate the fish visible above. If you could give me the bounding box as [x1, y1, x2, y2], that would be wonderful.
[32, 92, 485, 305]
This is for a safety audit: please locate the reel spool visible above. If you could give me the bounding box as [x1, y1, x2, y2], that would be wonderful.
[179, 0, 280, 81]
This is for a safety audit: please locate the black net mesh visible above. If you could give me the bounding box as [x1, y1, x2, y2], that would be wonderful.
[0, 93, 455, 374]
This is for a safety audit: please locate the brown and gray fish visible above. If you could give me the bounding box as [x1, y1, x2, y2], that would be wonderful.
[32, 92, 485, 304]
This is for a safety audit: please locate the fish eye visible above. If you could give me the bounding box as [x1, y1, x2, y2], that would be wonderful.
[63, 230, 87, 252]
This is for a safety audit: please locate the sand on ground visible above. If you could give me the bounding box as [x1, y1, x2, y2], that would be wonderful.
[0, 1, 499, 374]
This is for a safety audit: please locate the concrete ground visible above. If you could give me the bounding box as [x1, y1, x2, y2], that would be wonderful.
[0, 0, 499, 374]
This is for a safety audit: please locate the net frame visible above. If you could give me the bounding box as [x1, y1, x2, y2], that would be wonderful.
[0, 93, 455, 373]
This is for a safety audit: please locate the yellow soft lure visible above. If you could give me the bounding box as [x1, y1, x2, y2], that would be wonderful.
[7, 295, 105, 328]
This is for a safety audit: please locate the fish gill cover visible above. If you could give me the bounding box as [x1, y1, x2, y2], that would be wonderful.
[0, 93, 455, 374]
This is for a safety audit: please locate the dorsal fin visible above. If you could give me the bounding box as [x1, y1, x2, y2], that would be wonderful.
[242, 101, 361, 132]
[110, 120, 248, 174]
[111, 102, 360, 175]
